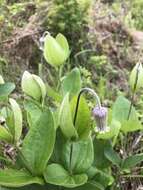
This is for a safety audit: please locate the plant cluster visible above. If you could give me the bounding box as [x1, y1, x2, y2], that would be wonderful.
[0, 33, 143, 190]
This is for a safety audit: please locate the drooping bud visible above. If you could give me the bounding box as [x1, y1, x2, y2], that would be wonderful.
[129, 62, 143, 91]
[92, 106, 109, 133]
[44, 33, 69, 67]
[21, 71, 46, 102]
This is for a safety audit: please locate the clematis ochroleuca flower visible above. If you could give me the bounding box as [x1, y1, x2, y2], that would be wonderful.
[44, 33, 70, 67]
[21, 71, 46, 103]
[92, 106, 109, 133]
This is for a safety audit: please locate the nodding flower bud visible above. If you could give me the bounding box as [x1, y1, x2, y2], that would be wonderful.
[92, 106, 109, 133]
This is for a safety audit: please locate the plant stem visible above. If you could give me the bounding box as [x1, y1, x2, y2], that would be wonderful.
[69, 88, 101, 175]
[56, 65, 63, 91]
[73, 87, 101, 127]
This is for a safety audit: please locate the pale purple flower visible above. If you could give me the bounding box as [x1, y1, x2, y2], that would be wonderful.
[92, 106, 108, 132]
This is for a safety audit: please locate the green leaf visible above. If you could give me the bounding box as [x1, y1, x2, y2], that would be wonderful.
[46, 84, 62, 103]
[21, 110, 55, 175]
[86, 167, 114, 188]
[62, 138, 94, 173]
[97, 120, 121, 140]
[9, 98, 22, 142]
[44, 164, 88, 188]
[0, 125, 13, 143]
[61, 68, 81, 97]
[122, 153, 143, 170]
[0, 184, 56, 190]
[0, 169, 43, 187]
[104, 144, 121, 167]
[70, 96, 91, 139]
[24, 101, 42, 128]
[112, 96, 142, 132]
[65, 181, 105, 190]
[0, 83, 15, 101]
[92, 169, 114, 188]
[93, 138, 110, 169]
[58, 93, 78, 139]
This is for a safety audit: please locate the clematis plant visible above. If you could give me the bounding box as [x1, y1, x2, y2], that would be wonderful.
[0, 33, 143, 190]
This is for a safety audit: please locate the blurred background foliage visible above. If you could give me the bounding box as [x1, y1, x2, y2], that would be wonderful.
[1, 0, 143, 93]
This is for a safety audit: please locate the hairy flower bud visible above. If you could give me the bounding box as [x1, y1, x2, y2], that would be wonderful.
[93, 106, 109, 133]
[21, 71, 46, 102]
[44, 33, 69, 67]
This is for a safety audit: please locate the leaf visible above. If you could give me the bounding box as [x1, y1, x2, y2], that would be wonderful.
[58, 93, 78, 139]
[104, 144, 121, 167]
[0, 83, 15, 101]
[97, 120, 121, 140]
[24, 101, 42, 128]
[112, 96, 142, 132]
[21, 110, 55, 175]
[92, 169, 114, 188]
[9, 98, 22, 142]
[70, 96, 91, 139]
[62, 138, 94, 173]
[0, 184, 55, 190]
[122, 153, 143, 170]
[44, 164, 88, 188]
[0, 125, 13, 143]
[61, 68, 81, 97]
[46, 84, 62, 103]
[65, 181, 105, 190]
[0, 169, 43, 187]
[86, 167, 114, 188]
[93, 138, 110, 169]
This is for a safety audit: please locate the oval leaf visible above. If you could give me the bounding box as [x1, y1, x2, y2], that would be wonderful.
[62, 138, 94, 173]
[44, 164, 88, 188]
[59, 93, 77, 139]
[21, 110, 55, 175]
[0, 169, 43, 187]
[70, 96, 91, 139]
[61, 68, 81, 97]
[0, 83, 15, 101]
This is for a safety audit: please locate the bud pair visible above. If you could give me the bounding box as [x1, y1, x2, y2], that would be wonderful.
[21, 71, 46, 103]
[44, 33, 70, 67]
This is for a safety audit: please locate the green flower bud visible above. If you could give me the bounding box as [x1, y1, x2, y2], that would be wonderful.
[44, 33, 69, 67]
[129, 63, 143, 91]
[21, 71, 46, 102]
[0, 75, 4, 84]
